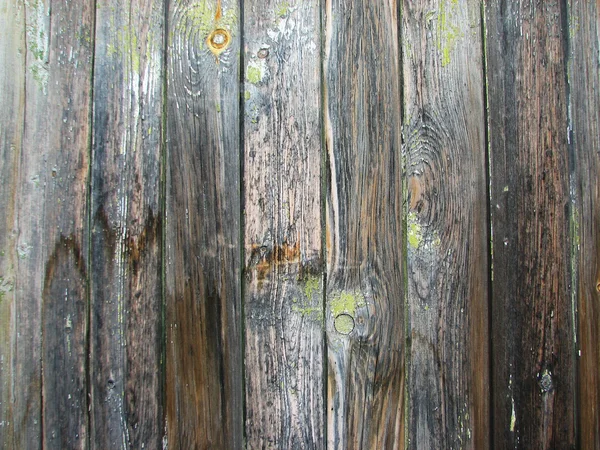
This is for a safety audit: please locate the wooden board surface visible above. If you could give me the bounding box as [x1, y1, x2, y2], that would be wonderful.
[568, 1, 600, 448]
[17, 1, 95, 448]
[165, 0, 243, 447]
[401, 1, 489, 448]
[485, 2, 576, 448]
[90, 0, 165, 448]
[0, 1, 25, 447]
[242, 0, 324, 447]
[2, 1, 600, 448]
[323, 0, 404, 447]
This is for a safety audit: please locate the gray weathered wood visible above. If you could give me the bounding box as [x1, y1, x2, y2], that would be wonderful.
[165, 0, 242, 447]
[402, 1, 490, 448]
[324, 0, 404, 447]
[0, 1, 25, 447]
[17, 0, 95, 448]
[486, 1, 576, 448]
[243, 0, 324, 447]
[568, 0, 600, 448]
[90, 0, 166, 448]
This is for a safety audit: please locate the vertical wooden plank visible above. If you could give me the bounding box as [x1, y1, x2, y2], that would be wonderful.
[242, 0, 324, 447]
[90, 0, 165, 448]
[401, 1, 489, 448]
[568, 0, 600, 448]
[0, 1, 25, 447]
[486, 2, 576, 448]
[165, 0, 242, 447]
[18, 0, 95, 448]
[242, 1, 324, 448]
[324, 1, 404, 448]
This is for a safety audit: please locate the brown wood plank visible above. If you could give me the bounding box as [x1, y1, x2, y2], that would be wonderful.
[323, 1, 404, 447]
[485, 2, 576, 448]
[17, 0, 95, 448]
[90, 0, 165, 448]
[0, 1, 25, 447]
[568, 0, 600, 448]
[165, 0, 242, 447]
[402, 1, 489, 448]
[242, 0, 324, 447]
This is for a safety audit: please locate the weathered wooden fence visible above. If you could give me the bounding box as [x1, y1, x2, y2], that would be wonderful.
[0, 0, 598, 448]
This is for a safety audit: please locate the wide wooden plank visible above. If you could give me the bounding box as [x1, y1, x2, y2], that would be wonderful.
[0, 1, 25, 447]
[242, 0, 324, 447]
[90, 0, 165, 448]
[568, 1, 600, 448]
[17, 0, 95, 448]
[402, 1, 489, 448]
[486, 2, 576, 448]
[165, 0, 242, 447]
[323, 1, 404, 447]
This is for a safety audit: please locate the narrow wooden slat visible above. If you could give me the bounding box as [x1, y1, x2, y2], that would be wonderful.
[242, 0, 324, 447]
[568, 0, 600, 448]
[401, 1, 489, 448]
[90, 0, 165, 448]
[165, 0, 242, 447]
[0, 1, 25, 447]
[324, 1, 404, 447]
[17, 0, 95, 448]
[486, 2, 576, 448]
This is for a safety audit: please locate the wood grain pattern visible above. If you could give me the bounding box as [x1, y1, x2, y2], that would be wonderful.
[323, 1, 404, 447]
[165, 0, 242, 447]
[242, 0, 324, 447]
[568, 1, 600, 448]
[0, 1, 25, 447]
[486, 1, 576, 448]
[17, 0, 95, 448]
[90, 0, 165, 448]
[402, 1, 489, 448]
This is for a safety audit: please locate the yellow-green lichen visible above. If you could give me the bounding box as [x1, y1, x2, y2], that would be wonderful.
[244, 90, 251, 100]
[291, 276, 323, 321]
[432, 230, 441, 248]
[509, 397, 516, 432]
[275, 1, 291, 18]
[106, 24, 141, 73]
[26, 0, 49, 92]
[246, 63, 263, 84]
[436, 1, 463, 67]
[303, 275, 321, 300]
[407, 212, 423, 249]
[329, 291, 365, 317]
[183, 1, 238, 43]
[292, 304, 322, 318]
[0, 276, 14, 302]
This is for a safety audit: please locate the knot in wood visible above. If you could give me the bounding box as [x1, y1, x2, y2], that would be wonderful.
[207, 28, 231, 56]
[334, 313, 355, 335]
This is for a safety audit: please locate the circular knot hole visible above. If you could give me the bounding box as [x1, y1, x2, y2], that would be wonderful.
[334, 314, 355, 335]
[207, 28, 231, 54]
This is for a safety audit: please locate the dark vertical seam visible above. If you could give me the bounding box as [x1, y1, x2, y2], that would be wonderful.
[480, 2, 494, 449]
[238, 0, 247, 447]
